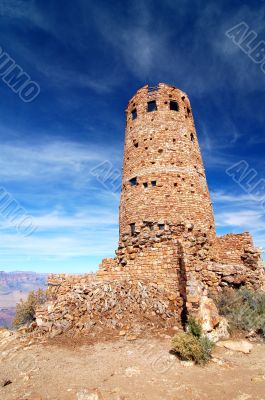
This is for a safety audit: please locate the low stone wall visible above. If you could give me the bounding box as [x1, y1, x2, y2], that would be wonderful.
[43, 221, 264, 335]
[37, 279, 180, 338]
[214, 233, 255, 265]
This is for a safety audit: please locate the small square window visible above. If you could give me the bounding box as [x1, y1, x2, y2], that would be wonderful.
[134, 142, 138, 148]
[143, 182, 148, 188]
[131, 108, 137, 120]
[158, 224, 165, 230]
[147, 100, 157, 112]
[170, 101, 179, 111]
[151, 180, 156, 187]
[129, 177, 137, 186]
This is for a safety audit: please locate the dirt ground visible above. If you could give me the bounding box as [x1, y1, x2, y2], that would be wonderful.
[0, 330, 265, 400]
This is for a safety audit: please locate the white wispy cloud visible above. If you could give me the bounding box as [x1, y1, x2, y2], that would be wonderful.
[3, 1, 265, 98]
[212, 190, 265, 204]
[216, 210, 264, 229]
[0, 140, 121, 181]
[0, 229, 118, 258]
[0, 206, 119, 259]
[212, 187, 265, 250]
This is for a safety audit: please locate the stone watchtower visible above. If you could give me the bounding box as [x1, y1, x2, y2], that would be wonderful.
[99, 83, 264, 319]
[43, 83, 264, 334]
[119, 83, 216, 241]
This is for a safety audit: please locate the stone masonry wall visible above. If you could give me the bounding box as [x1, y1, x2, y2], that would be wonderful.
[214, 232, 254, 264]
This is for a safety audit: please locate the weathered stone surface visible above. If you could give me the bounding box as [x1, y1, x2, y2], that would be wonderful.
[206, 317, 230, 343]
[216, 340, 253, 354]
[198, 296, 220, 333]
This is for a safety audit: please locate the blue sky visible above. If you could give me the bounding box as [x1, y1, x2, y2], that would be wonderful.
[0, 0, 264, 273]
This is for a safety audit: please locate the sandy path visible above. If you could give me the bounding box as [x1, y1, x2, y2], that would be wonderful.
[0, 331, 265, 400]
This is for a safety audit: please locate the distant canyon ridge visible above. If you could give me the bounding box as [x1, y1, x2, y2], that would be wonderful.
[0, 271, 47, 328]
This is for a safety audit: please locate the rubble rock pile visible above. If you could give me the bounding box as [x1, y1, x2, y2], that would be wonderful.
[35, 280, 180, 338]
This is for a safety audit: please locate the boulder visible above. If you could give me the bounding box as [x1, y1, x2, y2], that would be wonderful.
[216, 340, 253, 354]
[198, 295, 220, 332]
[206, 317, 230, 343]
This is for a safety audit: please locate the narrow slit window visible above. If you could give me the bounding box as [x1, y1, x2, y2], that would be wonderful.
[134, 142, 138, 148]
[143, 182, 148, 188]
[130, 223, 136, 236]
[131, 108, 137, 120]
[147, 100, 157, 112]
[191, 133, 194, 142]
[158, 224, 165, 230]
[129, 177, 137, 186]
[151, 180, 157, 187]
[170, 100, 179, 111]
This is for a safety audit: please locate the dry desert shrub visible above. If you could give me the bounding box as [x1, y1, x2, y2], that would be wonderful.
[13, 288, 47, 328]
[171, 318, 214, 365]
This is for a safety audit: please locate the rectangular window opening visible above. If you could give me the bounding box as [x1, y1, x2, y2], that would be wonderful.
[143, 182, 148, 188]
[129, 177, 137, 186]
[131, 108, 137, 120]
[147, 100, 157, 112]
[158, 224, 165, 230]
[130, 223, 136, 236]
[151, 180, 157, 187]
[170, 100, 179, 111]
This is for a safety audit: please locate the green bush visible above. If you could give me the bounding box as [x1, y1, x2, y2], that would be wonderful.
[172, 318, 214, 365]
[214, 288, 265, 337]
[13, 288, 47, 328]
[172, 332, 214, 365]
[187, 316, 202, 338]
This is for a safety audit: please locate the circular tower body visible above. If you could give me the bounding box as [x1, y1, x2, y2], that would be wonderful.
[119, 83, 215, 241]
